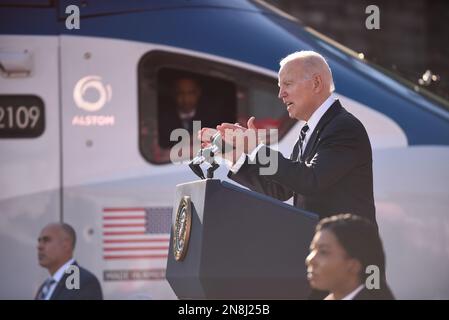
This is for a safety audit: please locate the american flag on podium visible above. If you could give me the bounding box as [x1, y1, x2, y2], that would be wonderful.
[102, 207, 172, 261]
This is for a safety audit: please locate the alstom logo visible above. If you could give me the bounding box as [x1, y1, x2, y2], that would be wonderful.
[73, 75, 112, 112]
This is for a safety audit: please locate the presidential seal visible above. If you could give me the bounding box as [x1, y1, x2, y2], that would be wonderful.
[172, 196, 192, 261]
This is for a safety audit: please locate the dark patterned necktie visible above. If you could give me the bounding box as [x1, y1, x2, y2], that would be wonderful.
[299, 123, 309, 160]
[181, 118, 193, 134]
[36, 278, 56, 300]
[291, 123, 309, 161]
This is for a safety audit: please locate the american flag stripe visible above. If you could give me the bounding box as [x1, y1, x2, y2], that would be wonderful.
[104, 254, 168, 260]
[103, 223, 146, 228]
[102, 207, 172, 261]
[103, 246, 169, 251]
[103, 239, 168, 244]
[103, 207, 147, 212]
[104, 231, 147, 236]
[103, 216, 146, 220]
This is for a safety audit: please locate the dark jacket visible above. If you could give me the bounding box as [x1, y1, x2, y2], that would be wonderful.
[36, 261, 103, 300]
[353, 284, 395, 300]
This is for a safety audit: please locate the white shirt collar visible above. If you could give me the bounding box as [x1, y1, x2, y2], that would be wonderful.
[51, 258, 76, 282]
[341, 284, 364, 300]
[178, 109, 196, 120]
[305, 93, 336, 135]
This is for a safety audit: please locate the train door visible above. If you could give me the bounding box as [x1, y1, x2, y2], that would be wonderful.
[0, 35, 61, 298]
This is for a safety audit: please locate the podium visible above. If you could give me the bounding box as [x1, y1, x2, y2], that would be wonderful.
[166, 179, 318, 299]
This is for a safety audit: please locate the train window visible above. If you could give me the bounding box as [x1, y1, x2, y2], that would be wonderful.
[156, 68, 236, 150]
[0, 95, 45, 138]
[138, 51, 295, 164]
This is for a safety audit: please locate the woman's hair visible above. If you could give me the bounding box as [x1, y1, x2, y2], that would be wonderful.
[316, 213, 386, 282]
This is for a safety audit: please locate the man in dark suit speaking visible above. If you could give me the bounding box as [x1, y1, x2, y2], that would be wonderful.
[35, 223, 103, 300]
[199, 51, 376, 224]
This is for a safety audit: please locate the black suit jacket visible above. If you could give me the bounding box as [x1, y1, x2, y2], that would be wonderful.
[353, 284, 395, 300]
[228, 99, 376, 223]
[36, 261, 103, 300]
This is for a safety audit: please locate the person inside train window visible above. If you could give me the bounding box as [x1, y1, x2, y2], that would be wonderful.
[157, 70, 236, 150]
[306, 213, 395, 300]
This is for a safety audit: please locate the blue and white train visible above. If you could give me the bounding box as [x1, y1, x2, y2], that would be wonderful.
[1, 0, 448, 299]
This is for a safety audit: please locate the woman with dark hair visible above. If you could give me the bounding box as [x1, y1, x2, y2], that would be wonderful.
[306, 213, 395, 300]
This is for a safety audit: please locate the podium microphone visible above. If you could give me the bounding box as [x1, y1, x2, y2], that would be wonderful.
[188, 132, 233, 179]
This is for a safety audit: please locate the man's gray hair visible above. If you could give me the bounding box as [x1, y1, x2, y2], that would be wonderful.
[280, 51, 335, 92]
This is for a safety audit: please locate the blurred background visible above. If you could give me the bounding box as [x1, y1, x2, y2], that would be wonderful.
[267, 0, 449, 102]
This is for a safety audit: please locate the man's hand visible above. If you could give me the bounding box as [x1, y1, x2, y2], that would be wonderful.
[216, 116, 259, 154]
[197, 125, 242, 164]
[197, 117, 260, 165]
[198, 127, 217, 149]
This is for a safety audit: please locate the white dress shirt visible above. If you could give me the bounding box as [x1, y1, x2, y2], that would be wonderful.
[179, 110, 197, 131]
[178, 109, 196, 120]
[300, 93, 336, 153]
[43, 258, 76, 300]
[228, 93, 336, 173]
